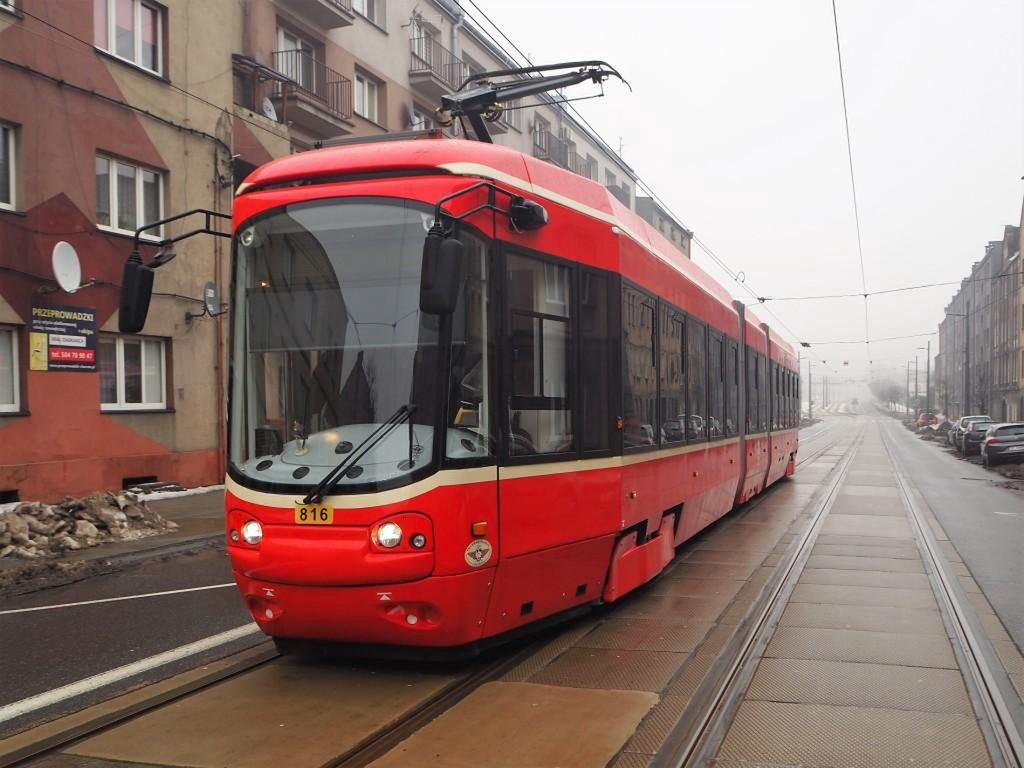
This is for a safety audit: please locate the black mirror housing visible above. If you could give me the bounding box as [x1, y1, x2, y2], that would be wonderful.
[509, 197, 549, 231]
[119, 257, 155, 333]
[420, 233, 462, 315]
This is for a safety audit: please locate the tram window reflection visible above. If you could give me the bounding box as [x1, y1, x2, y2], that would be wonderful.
[446, 234, 493, 458]
[506, 253, 574, 457]
[622, 285, 657, 449]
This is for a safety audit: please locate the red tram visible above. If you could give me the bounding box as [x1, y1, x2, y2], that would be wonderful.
[220, 134, 800, 652]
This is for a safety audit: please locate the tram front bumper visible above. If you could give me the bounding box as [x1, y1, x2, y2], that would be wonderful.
[234, 568, 494, 648]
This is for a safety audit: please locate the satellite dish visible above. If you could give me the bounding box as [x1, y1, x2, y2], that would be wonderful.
[402, 102, 417, 129]
[261, 97, 278, 121]
[203, 281, 219, 317]
[52, 241, 82, 293]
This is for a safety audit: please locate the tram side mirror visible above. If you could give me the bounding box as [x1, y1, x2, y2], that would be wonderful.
[420, 233, 461, 315]
[509, 197, 549, 231]
[119, 256, 155, 333]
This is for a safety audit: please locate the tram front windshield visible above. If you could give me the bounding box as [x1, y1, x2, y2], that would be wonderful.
[229, 198, 471, 493]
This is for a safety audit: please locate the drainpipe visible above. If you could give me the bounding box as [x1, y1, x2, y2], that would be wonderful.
[450, 6, 464, 59]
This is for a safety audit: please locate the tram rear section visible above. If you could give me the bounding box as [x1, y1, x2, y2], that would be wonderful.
[14, 415, 1024, 768]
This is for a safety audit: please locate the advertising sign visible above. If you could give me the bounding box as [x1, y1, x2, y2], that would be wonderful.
[29, 303, 97, 372]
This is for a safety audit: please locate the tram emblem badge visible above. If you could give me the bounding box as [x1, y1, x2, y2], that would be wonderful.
[464, 539, 493, 567]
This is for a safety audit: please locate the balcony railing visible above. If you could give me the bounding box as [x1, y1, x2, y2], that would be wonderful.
[272, 49, 353, 121]
[409, 37, 467, 91]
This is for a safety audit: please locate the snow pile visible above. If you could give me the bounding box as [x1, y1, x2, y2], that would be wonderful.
[0, 492, 179, 559]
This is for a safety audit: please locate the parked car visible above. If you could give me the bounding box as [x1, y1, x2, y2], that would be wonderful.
[981, 422, 1024, 467]
[961, 420, 996, 456]
[916, 411, 939, 427]
[953, 415, 991, 450]
[929, 420, 953, 438]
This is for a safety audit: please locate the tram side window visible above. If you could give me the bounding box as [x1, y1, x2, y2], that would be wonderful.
[745, 347, 757, 433]
[659, 304, 684, 445]
[709, 332, 724, 439]
[686, 319, 708, 441]
[446, 234, 492, 458]
[725, 341, 738, 436]
[791, 371, 796, 426]
[580, 270, 613, 452]
[623, 285, 657, 448]
[773, 363, 780, 429]
[758, 354, 769, 432]
[506, 253, 574, 456]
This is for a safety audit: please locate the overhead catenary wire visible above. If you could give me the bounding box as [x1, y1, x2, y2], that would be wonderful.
[758, 268, 1023, 303]
[461, 0, 814, 354]
[830, 0, 871, 348]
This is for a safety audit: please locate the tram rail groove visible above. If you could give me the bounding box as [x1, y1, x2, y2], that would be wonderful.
[2, 630, 545, 768]
[650, 426, 865, 768]
[3, 425, 842, 768]
[881, 423, 1024, 768]
[0, 643, 277, 768]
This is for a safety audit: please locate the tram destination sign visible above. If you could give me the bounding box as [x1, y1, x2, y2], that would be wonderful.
[29, 303, 97, 372]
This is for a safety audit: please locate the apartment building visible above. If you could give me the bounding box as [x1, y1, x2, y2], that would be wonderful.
[0, 0, 244, 501]
[0, 0, 649, 502]
[231, 0, 638, 200]
[936, 223, 1022, 422]
[636, 196, 692, 259]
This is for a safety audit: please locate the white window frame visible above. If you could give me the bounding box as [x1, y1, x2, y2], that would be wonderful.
[96, 0, 164, 76]
[0, 326, 19, 414]
[354, 73, 379, 123]
[353, 0, 383, 26]
[0, 123, 14, 212]
[96, 154, 164, 239]
[100, 334, 167, 411]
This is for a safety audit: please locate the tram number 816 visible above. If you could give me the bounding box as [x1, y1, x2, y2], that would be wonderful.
[294, 504, 334, 525]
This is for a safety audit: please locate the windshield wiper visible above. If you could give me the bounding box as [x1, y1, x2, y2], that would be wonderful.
[301, 403, 416, 504]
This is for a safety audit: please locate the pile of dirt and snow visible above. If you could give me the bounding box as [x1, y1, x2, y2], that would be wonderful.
[0, 492, 178, 560]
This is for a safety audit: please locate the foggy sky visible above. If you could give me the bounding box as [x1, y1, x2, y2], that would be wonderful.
[475, 0, 1023, 393]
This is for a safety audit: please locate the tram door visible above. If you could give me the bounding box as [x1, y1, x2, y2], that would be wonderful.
[484, 252, 619, 635]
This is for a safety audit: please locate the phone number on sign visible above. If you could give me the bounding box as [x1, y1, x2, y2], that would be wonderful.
[49, 348, 95, 362]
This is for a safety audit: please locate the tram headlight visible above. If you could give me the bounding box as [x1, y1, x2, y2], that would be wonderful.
[376, 521, 402, 548]
[242, 520, 263, 545]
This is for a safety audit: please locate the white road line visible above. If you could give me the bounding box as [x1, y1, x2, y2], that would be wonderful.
[0, 624, 261, 724]
[0, 583, 237, 616]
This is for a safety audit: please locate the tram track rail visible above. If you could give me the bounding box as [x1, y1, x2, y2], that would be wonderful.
[1, 624, 549, 768]
[3, 424, 847, 768]
[651, 423, 865, 768]
[881, 423, 1024, 768]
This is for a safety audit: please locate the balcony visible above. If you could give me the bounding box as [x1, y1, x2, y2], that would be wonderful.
[269, 50, 354, 137]
[409, 37, 467, 103]
[276, 0, 354, 29]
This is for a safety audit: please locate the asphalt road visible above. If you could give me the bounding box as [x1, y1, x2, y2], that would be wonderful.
[0, 546, 256, 736]
[880, 415, 1024, 650]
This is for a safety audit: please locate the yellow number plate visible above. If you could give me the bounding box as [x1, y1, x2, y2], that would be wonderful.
[294, 504, 333, 525]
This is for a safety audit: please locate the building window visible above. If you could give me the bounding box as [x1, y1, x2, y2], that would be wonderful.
[354, 72, 379, 123]
[99, 334, 166, 410]
[0, 123, 14, 211]
[276, 28, 319, 91]
[0, 326, 19, 413]
[411, 105, 435, 130]
[0, 1, 15, 14]
[605, 170, 617, 187]
[94, 0, 164, 75]
[353, 0, 383, 26]
[95, 155, 163, 236]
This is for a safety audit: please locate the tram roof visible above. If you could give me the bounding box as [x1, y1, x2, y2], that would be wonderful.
[241, 135, 796, 359]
